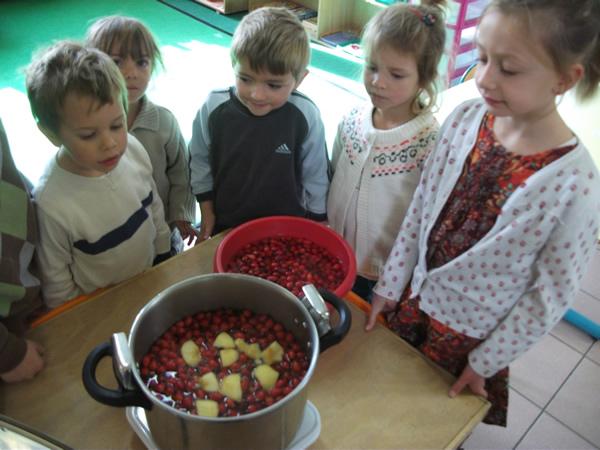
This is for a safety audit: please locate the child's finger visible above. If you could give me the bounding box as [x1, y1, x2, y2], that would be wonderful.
[365, 311, 377, 331]
[365, 306, 383, 331]
[471, 383, 488, 398]
[448, 378, 467, 398]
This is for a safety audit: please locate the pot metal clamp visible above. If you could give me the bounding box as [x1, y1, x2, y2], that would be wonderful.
[301, 284, 331, 336]
[112, 332, 137, 390]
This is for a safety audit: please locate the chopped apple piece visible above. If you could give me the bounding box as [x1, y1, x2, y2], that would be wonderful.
[180, 340, 202, 367]
[261, 341, 284, 365]
[196, 399, 219, 417]
[220, 373, 242, 402]
[234, 337, 245, 349]
[198, 372, 219, 392]
[245, 342, 262, 360]
[254, 364, 279, 391]
[235, 338, 261, 360]
[213, 332, 235, 349]
[220, 348, 239, 367]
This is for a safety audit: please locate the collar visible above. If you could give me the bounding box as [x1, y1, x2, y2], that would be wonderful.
[129, 96, 160, 132]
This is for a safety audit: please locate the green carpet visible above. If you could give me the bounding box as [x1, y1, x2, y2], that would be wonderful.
[0, 0, 233, 91]
[158, 0, 246, 35]
[0, 0, 362, 92]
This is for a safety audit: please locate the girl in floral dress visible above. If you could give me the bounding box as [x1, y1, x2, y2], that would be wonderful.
[366, 0, 600, 426]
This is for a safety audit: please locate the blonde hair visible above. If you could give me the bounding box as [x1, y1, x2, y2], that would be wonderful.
[25, 41, 127, 134]
[362, 0, 447, 113]
[85, 15, 163, 74]
[231, 7, 310, 81]
[486, 0, 600, 100]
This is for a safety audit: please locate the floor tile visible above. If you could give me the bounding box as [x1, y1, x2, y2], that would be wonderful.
[546, 358, 600, 447]
[510, 334, 581, 408]
[516, 413, 596, 449]
[587, 340, 600, 365]
[462, 389, 540, 450]
[550, 320, 595, 354]
[580, 246, 600, 299]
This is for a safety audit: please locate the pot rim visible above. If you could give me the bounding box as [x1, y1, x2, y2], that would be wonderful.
[127, 273, 320, 422]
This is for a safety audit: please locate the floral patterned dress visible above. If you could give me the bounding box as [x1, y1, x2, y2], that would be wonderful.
[386, 113, 574, 426]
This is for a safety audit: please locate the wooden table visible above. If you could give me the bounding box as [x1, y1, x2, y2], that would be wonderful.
[0, 235, 489, 449]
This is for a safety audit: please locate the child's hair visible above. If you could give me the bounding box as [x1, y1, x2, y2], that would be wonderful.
[25, 41, 127, 134]
[230, 7, 310, 81]
[85, 15, 163, 73]
[361, 0, 447, 113]
[485, 0, 600, 100]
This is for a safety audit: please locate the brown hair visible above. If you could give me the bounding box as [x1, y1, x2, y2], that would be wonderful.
[85, 15, 163, 73]
[230, 7, 310, 81]
[25, 41, 127, 134]
[361, 0, 447, 113]
[485, 0, 600, 100]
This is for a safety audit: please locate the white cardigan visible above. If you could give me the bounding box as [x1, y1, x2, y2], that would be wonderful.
[374, 99, 600, 377]
[327, 104, 439, 279]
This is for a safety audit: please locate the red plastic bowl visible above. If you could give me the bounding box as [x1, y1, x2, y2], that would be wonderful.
[214, 216, 357, 298]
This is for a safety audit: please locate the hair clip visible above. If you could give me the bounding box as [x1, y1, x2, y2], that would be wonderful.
[408, 7, 437, 27]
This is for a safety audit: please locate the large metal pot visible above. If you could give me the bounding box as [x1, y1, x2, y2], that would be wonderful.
[82, 273, 351, 450]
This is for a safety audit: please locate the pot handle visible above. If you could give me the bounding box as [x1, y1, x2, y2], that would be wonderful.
[316, 288, 352, 352]
[82, 340, 153, 410]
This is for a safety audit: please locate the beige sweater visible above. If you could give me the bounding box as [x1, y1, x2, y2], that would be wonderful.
[129, 97, 196, 226]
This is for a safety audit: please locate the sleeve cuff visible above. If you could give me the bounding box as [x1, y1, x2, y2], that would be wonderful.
[195, 192, 214, 203]
[306, 211, 327, 222]
[0, 327, 27, 374]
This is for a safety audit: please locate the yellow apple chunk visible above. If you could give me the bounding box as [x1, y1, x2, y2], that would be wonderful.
[261, 341, 284, 365]
[220, 373, 242, 402]
[235, 338, 261, 360]
[213, 332, 235, 349]
[196, 399, 219, 417]
[245, 342, 262, 360]
[198, 372, 219, 392]
[254, 364, 279, 391]
[180, 340, 202, 367]
[220, 348, 239, 367]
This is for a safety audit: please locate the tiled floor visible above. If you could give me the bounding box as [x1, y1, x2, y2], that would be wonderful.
[463, 246, 600, 450]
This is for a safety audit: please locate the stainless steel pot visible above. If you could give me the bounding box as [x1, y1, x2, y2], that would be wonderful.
[82, 273, 351, 450]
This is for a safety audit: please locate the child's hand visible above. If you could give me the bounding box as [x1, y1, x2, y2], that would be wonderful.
[0, 340, 45, 383]
[196, 201, 216, 245]
[449, 363, 488, 399]
[365, 293, 397, 331]
[174, 220, 201, 246]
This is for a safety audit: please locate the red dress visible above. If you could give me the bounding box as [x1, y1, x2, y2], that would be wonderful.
[386, 113, 574, 426]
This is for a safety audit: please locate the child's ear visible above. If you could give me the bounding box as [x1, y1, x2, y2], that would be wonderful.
[555, 63, 584, 95]
[294, 69, 309, 90]
[37, 123, 62, 147]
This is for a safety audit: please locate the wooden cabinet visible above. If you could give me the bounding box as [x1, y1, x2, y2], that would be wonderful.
[249, 0, 385, 44]
[193, 0, 249, 15]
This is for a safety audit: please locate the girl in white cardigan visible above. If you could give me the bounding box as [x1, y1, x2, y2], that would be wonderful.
[327, 1, 447, 301]
[366, 0, 600, 426]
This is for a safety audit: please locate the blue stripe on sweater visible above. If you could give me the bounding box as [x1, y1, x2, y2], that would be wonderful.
[74, 191, 153, 255]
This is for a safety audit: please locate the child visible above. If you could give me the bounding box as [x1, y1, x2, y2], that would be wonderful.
[86, 16, 199, 248]
[189, 7, 330, 239]
[366, 0, 600, 426]
[26, 41, 172, 308]
[0, 118, 45, 383]
[327, 1, 446, 301]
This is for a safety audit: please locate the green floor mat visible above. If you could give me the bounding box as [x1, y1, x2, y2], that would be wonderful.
[157, 0, 245, 35]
